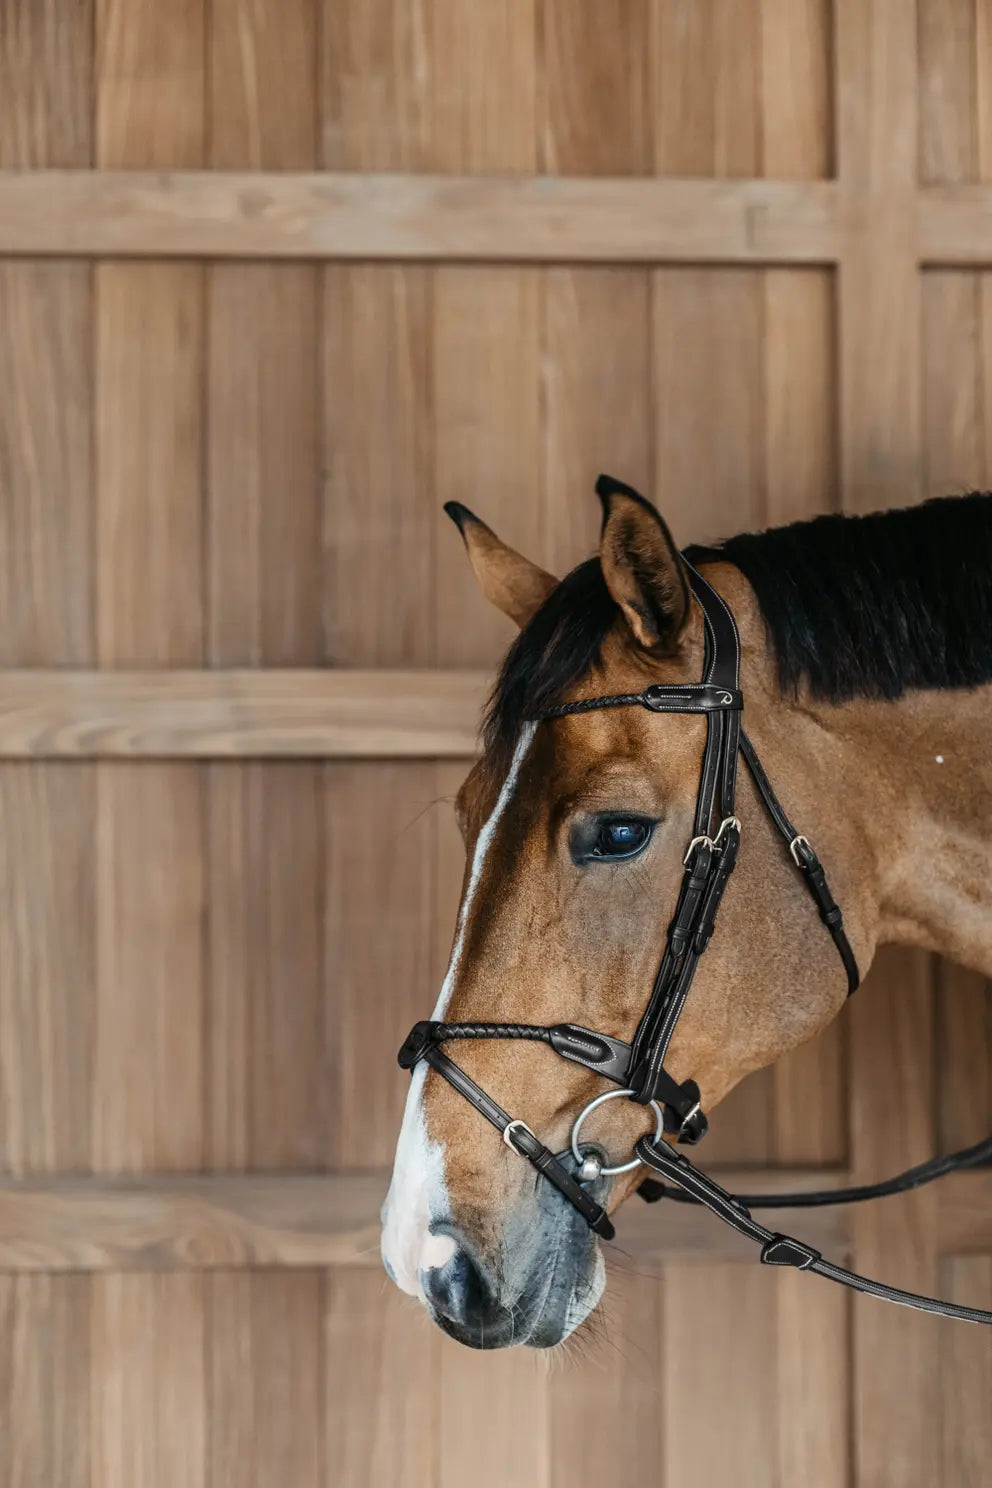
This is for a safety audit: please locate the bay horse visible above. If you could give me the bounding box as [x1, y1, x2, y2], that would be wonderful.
[381, 479, 992, 1348]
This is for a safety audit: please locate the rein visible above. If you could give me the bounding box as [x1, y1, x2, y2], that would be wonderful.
[398, 487, 992, 1327]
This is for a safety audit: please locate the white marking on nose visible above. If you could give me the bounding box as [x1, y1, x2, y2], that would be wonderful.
[381, 724, 537, 1297]
[419, 1231, 457, 1271]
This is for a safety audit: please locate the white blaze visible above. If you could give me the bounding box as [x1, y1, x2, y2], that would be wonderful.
[381, 724, 537, 1296]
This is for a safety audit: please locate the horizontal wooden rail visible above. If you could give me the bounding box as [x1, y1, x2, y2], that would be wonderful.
[0, 670, 487, 758]
[0, 1168, 852, 1272]
[0, 171, 841, 262]
[0, 1168, 985, 1273]
[918, 184, 992, 264]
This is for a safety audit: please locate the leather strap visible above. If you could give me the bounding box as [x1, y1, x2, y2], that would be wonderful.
[636, 1136, 992, 1325]
[418, 1043, 615, 1240]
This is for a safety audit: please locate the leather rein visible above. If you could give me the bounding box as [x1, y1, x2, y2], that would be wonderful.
[399, 536, 992, 1327]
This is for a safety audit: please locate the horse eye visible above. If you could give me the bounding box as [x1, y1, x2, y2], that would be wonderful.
[591, 817, 652, 860]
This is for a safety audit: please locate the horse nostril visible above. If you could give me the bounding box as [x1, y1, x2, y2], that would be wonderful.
[420, 1233, 498, 1329]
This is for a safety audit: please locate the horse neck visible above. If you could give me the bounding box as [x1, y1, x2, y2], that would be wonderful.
[800, 682, 992, 977]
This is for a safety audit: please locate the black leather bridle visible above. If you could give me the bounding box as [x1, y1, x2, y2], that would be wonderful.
[399, 501, 992, 1326]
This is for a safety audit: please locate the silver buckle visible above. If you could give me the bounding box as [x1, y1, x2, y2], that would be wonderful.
[789, 834, 811, 867]
[713, 816, 741, 847]
[502, 1118, 536, 1154]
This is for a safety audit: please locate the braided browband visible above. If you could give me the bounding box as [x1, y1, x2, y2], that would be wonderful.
[532, 682, 743, 720]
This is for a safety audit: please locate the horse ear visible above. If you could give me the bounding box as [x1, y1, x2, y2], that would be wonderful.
[596, 475, 692, 652]
[444, 503, 558, 628]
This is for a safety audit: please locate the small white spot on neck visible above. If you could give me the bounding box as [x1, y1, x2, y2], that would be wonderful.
[935, 754, 945, 764]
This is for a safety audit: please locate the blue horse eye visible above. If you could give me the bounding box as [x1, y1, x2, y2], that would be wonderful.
[592, 819, 651, 859]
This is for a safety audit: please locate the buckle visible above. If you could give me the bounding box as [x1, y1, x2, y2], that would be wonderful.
[502, 1119, 537, 1155]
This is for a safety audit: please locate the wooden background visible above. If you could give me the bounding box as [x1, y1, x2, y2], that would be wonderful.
[0, 1, 990, 1484]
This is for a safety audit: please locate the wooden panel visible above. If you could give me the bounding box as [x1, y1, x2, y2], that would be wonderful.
[939, 1256, 992, 1488]
[0, 767, 95, 1175]
[323, 266, 434, 667]
[94, 263, 204, 666]
[434, 266, 542, 667]
[0, 265, 93, 665]
[653, 0, 760, 176]
[542, 268, 650, 575]
[324, 1272, 436, 1488]
[663, 1263, 778, 1486]
[91, 1274, 205, 1488]
[0, 1275, 90, 1488]
[207, 1271, 322, 1488]
[919, 0, 981, 184]
[325, 763, 437, 1168]
[0, 670, 487, 758]
[0, 0, 92, 167]
[429, 1, 537, 173]
[206, 268, 320, 666]
[210, 0, 317, 170]
[92, 765, 204, 1172]
[653, 268, 765, 547]
[0, 1166, 861, 1273]
[96, 0, 205, 168]
[550, 1268, 663, 1486]
[538, 0, 652, 174]
[0, 171, 845, 262]
[206, 764, 326, 1169]
[439, 1343, 548, 1488]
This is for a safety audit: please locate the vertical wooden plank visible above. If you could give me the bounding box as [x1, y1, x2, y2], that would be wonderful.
[923, 272, 983, 494]
[320, 0, 434, 171]
[96, 0, 205, 168]
[919, 0, 977, 184]
[775, 1275, 849, 1488]
[538, 0, 651, 174]
[208, 1272, 323, 1488]
[94, 263, 204, 667]
[763, 271, 838, 528]
[207, 764, 326, 1169]
[208, 0, 320, 666]
[438, 1339, 548, 1488]
[91, 1274, 205, 1488]
[0, 14, 95, 1487]
[759, 0, 832, 177]
[663, 1263, 778, 1487]
[325, 1273, 436, 1488]
[434, 266, 543, 668]
[653, 0, 760, 176]
[93, 0, 207, 1180]
[550, 1268, 663, 1487]
[0, 264, 93, 665]
[0, 0, 92, 166]
[206, 266, 319, 666]
[0, 766, 95, 1175]
[936, 963, 992, 1150]
[542, 268, 650, 575]
[210, 0, 317, 170]
[940, 1257, 992, 1488]
[429, 1, 537, 173]
[324, 762, 436, 1169]
[0, 1275, 90, 1488]
[653, 269, 765, 547]
[322, 265, 434, 668]
[92, 764, 204, 1172]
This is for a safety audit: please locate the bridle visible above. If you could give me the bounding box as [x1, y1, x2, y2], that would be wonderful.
[398, 490, 992, 1326]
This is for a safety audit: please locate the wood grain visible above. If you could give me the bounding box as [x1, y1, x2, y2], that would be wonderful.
[207, 1271, 323, 1488]
[0, 669, 488, 757]
[0, 0, 92, 167]
[324, 762, 438, 1168]
[0, 1275, 90, 1488]
[1, 1167, 988, 1274]
[90, 1273, 205, 1488]
[0, 170, 845, 262]
[206, 764, 327, 1169]
[324, 1272, 437, 1488]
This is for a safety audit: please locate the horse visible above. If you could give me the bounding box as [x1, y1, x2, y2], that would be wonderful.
[381, 478, 992, 1348]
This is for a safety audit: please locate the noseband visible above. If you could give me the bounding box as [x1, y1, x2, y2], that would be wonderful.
[399, 512, 992, 1327]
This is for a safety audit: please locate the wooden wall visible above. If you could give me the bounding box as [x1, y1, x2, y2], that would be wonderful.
[0, 2, 989, 1484]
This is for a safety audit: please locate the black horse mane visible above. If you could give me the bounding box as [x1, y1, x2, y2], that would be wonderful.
[484, 493, 992, 771]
